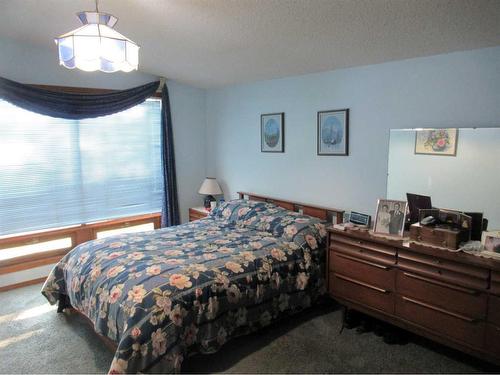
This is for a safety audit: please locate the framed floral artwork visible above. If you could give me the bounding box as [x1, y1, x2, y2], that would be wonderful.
[317, 109, 349, 156]
[414, 128, 458, 156]
[261, 112, 284, 153]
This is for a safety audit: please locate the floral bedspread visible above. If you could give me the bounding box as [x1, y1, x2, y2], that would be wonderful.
[41, 200, 327, 374]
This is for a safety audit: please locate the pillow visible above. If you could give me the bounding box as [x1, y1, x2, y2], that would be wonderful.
[211, 199, 326, 250]
[241, 208, 327, 250]
[210, 199, 281, 223]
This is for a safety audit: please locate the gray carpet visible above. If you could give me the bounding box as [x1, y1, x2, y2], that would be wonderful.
[0, 284, 498, 374]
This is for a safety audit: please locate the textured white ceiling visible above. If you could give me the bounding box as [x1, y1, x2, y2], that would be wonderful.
[0, 0, 499, 88]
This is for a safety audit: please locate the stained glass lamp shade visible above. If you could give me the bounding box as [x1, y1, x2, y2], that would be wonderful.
[55, 11, 139, 73]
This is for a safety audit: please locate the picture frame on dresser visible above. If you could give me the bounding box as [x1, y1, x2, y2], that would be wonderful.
[485, 235, 500, 253]
[317, 108, 349, 156]
[261, 112, 284, 153]
[374, 199, 407, 236]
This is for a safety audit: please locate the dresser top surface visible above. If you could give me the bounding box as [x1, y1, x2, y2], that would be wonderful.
[328, 227, 500, 272]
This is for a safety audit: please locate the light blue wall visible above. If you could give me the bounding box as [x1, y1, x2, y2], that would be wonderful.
[206, 46, 500, 217]
[1, 37, 499, 221]
[168, 80, 207, 222]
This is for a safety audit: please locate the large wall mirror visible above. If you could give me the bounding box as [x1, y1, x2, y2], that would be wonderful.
[387, 128, 500, 229]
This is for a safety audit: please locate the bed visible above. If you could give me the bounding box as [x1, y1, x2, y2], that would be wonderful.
[41, 193, 342, 373]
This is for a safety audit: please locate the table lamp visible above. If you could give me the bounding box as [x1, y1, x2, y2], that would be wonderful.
[198, 177, 223, 209]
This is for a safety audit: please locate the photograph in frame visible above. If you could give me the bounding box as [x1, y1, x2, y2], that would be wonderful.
[485, 235, 500, 253]
[374, 199, 408, 236]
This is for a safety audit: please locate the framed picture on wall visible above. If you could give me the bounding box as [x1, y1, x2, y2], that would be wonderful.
[414, 128, 458, 156]
[373, 199, 407, 237]
[317, 109, 349, 155]
[261, 112, 284, 152]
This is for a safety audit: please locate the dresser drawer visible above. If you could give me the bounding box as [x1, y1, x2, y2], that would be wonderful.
[330, 250, 396, 291]
[398, 250, 488, 279]
[491, 272, 500, 296]
[488, 295, 500, 326]
[329, 272, 395, 314]
[330, 239, 396, 267]
[330, 234, 397, 257]
[396, 295, 485, 347]
[485, 323, 500, 357]
[398, 250, 488, 290]
[397, 270, 487, 319]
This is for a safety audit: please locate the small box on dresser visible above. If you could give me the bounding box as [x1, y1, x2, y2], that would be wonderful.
[410, 223, 470, 250]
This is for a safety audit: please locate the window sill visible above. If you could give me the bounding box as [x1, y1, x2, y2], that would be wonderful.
[0, 212, 161, 275]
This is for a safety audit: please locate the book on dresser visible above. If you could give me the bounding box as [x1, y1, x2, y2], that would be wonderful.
[327, 227, 500, 365]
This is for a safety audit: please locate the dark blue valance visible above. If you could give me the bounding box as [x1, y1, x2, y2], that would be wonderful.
[0, 76, 160, 120]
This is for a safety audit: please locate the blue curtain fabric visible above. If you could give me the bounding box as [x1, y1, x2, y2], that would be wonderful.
[160, 83, 180, 227]
[0, 76, 159, 120]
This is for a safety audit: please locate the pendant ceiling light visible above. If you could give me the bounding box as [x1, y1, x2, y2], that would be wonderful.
[55, 0, 139, 73]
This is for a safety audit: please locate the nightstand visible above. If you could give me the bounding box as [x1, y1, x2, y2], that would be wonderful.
[189, 207, 209, 221]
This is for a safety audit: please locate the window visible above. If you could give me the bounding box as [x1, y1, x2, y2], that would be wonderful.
[0, 99, 163, 236]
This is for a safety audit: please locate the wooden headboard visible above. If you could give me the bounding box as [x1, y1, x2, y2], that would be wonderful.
[238, 191, 344, 224]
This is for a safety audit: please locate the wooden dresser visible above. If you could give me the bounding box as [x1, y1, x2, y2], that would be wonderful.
[327, 228, 500, 365]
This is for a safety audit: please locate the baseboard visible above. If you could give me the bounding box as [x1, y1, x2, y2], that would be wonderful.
[0, 277, 46, 292]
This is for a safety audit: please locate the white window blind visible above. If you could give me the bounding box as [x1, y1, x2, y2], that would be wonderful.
[0, 98, 162, 236]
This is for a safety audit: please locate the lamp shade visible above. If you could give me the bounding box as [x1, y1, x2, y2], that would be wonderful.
[198, 178, 222, 195]
[55, 11, 139, 73]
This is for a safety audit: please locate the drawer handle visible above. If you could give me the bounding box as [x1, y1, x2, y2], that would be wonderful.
[335, 273, 389, 294]
[403, 272, 480, 295]
[336, 252, 389, 270]
[330, 243, 395, 258]
[399, 253, 447, 269]
[401, 296, 478, 323]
